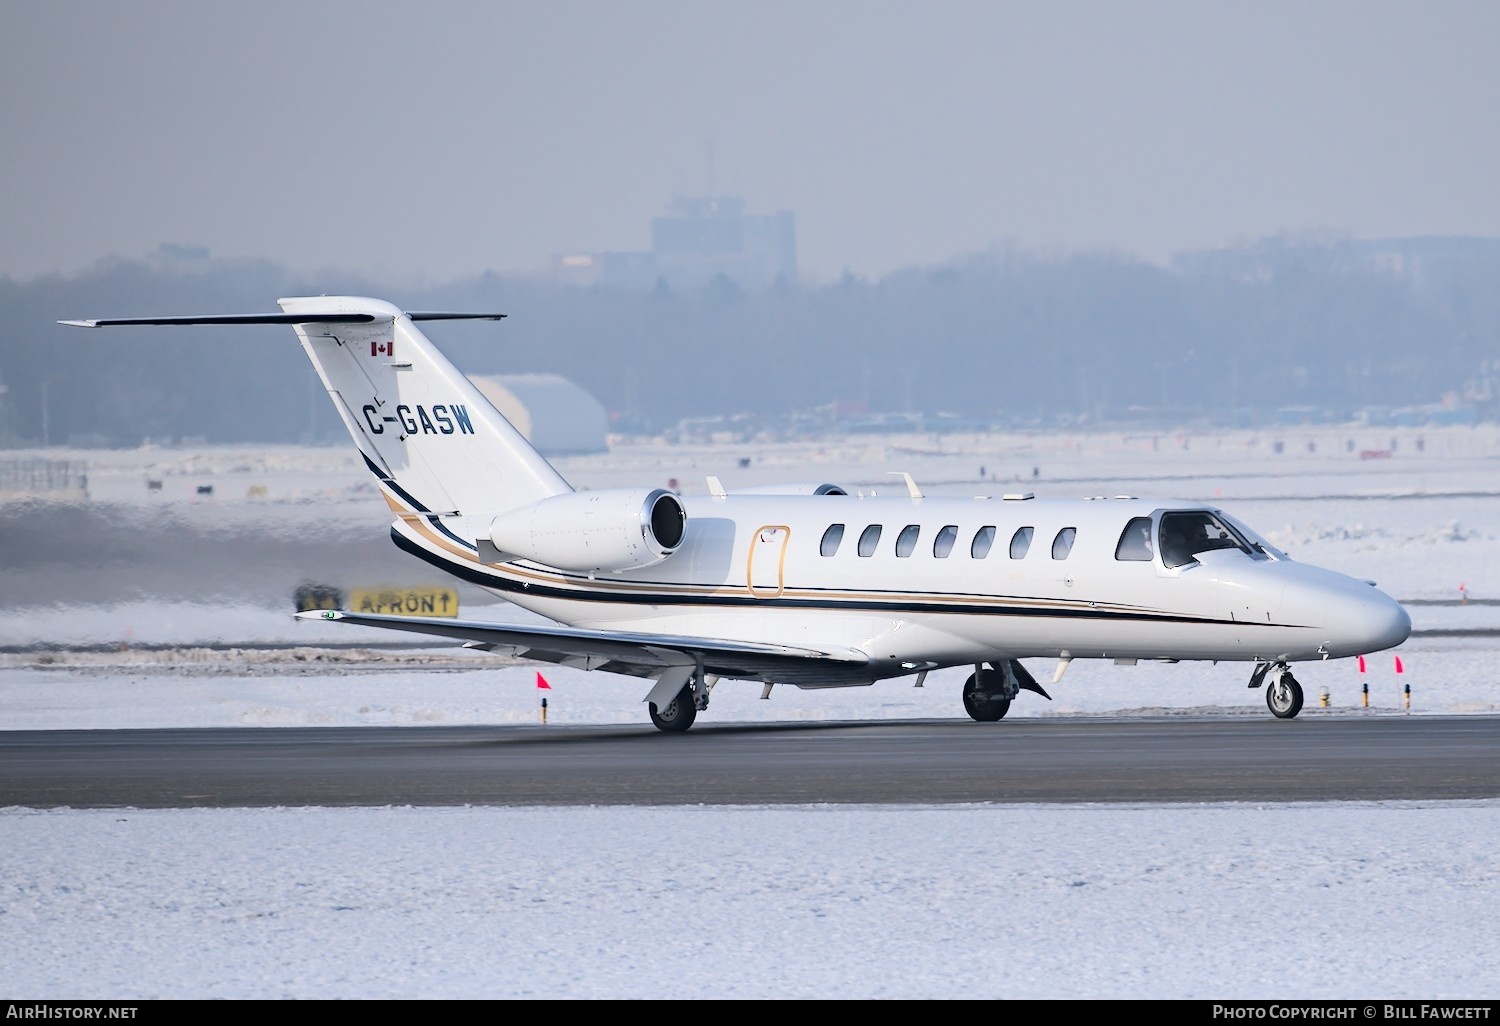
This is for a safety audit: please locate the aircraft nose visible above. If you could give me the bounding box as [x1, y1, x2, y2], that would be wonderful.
[1366, 592, 1413, 652]
[1286, 569, 1412, 656]
[1338, 586, 1411, 655]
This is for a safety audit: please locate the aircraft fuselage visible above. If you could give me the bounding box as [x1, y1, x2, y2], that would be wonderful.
[391, 492, 1411, 686]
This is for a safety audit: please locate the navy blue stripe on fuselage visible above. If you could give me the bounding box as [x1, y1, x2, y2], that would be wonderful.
[358, 452, 479, 552]
[360, 453, 430, 515]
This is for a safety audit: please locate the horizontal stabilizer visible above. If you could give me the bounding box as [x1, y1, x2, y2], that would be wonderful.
[60, 313, 380, 328]
[59, 311, 505, 329]
[407, 312, 508, 322]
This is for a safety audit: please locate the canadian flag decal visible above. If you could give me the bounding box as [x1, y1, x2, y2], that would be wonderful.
[370, 338, 395, 357]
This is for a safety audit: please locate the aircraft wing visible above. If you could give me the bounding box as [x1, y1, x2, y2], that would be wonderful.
[296, 610, 874, 684]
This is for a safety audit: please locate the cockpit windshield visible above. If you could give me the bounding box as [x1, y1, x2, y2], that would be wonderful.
[1157, 510, 1258, 569]
[1217, 511, 1287, 560]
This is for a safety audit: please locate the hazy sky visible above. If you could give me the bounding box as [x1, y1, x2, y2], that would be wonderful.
[3, 1, 1498, 287]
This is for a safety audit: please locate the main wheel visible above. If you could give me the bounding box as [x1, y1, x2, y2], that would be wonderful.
[1266, 671, 1304, 719]
[962, 671, 1011, 722]
[649, 685, 698, 732]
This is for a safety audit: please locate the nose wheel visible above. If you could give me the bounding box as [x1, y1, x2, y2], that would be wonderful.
[1266, 669, 1302, 717]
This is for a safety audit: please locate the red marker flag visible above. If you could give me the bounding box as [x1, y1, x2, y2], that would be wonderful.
[1393, 656, 1404, 674]
[1357, 655, 1366, 673]
[535, 672, 552, 690]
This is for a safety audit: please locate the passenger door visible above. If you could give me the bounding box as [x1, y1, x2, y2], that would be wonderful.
[748, 525, 790, 597]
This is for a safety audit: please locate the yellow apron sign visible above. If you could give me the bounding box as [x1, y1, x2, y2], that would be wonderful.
[347, 586, 460, 618]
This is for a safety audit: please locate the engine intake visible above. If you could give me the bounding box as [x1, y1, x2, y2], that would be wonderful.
[484, 488, 686, 572]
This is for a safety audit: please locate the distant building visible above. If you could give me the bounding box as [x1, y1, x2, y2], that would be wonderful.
[147, 242, 212, 270]
[650, 196, 796, 290]
[467, 374, 608, 455]
[550, 195, 796, 292]
[0, 457, 89, 501]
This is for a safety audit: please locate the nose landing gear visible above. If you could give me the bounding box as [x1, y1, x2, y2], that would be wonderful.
[1249, 660, 1304, 719]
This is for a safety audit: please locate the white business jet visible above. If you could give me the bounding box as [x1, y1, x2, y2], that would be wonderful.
[63, 296, 1411, 731]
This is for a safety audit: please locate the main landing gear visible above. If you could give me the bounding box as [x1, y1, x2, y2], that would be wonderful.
[1248, 661, 1304, 719]
[649, 686, 698, 732]
[645, 659, 716, 733]
[962, 668, 1011, 721]
[962, 660, 1052, 723]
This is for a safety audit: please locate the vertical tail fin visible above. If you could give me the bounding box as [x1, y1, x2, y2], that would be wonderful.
[61, 296, 573, 516]
[276, 296, 572, 516]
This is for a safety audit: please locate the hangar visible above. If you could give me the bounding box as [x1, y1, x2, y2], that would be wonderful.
[467, 373, 609, 455]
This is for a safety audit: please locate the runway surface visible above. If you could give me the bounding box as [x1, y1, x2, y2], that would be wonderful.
[4, 714, 1496, 808]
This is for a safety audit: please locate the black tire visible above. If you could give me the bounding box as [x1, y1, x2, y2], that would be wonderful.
[1267, 671, 1304, 719]
[649, 685, 698, 732]
[962, 670, 1011, 723]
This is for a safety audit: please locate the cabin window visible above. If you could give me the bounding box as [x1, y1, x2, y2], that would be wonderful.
[820, 524, 845, 557]
[1009, 526, 1033, 559]
[970, 525, 996, 558]
[932, 525, 958, 558]
[1052, 527, 1077, 560]
[896, 525, 920, 557]
[1115, 517, 1154, 561]
[858, 524, 882, 557]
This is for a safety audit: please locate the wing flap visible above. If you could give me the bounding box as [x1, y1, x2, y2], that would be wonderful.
[296, 610, 872, 684]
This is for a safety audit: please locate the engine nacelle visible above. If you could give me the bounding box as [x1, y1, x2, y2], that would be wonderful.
[484, 488, 686, 572]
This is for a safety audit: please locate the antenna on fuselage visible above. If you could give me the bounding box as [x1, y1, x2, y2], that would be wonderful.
[888, 472, 923, 499]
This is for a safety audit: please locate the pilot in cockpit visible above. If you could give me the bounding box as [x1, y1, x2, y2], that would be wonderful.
[1159, 518, 1195, 568]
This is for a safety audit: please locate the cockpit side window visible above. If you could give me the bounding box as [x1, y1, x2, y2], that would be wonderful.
[1158, 511, 1254, 569]
[1115, 517, 1154, 561]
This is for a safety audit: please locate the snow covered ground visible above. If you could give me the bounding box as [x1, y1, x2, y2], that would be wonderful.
[4, 801, 1495, 1000]
[2, 428, 1498, 999]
